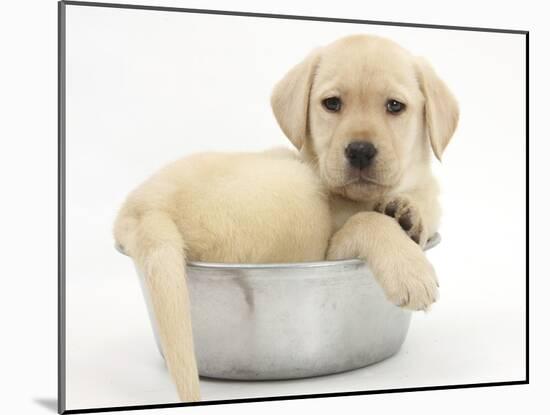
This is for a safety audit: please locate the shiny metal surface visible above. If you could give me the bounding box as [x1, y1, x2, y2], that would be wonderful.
[117, 233, 440, 380]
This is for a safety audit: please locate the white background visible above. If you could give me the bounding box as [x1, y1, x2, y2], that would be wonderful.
[0, 0, 543, 414]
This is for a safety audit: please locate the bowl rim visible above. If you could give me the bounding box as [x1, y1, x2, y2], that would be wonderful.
[115, 233, 441, 270]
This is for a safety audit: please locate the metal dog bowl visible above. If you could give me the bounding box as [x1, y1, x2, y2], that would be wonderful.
[116, 234, 440, 380]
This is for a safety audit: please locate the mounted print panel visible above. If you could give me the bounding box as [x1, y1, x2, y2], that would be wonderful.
[59, 1, 527, 413]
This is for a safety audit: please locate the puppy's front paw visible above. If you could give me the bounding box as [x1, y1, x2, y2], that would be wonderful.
[378, 252, 439, 311]
[374, 196, 427, 246]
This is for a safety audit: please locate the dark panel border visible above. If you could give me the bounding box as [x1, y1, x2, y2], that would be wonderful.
[63, 0, 528, 34]
[58, 1, 67, 414]
[58, 1, 530, 413]
[63, 381, 528, 414]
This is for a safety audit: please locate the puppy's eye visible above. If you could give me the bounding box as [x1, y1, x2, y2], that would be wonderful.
[322, 97, 342, 112]
[386, 99, 406, 114]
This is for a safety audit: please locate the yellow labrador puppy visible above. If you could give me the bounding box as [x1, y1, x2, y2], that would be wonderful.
[113, 34, 458, 402]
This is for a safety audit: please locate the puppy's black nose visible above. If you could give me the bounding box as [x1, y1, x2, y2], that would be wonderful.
[345, 141, 377, 169]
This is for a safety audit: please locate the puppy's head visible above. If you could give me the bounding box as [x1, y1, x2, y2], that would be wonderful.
[271, 35, 459, 201]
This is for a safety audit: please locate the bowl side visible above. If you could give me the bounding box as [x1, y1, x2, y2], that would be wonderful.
[121, 233, 440, 379]
[134, 261, 411, 380]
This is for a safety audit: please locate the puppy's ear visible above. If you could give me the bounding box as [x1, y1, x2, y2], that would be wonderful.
[271, 50, 321, 150]
[416, 57, 459, 161]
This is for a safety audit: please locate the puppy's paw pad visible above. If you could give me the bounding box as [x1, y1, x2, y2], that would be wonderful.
[374, 196, 426, 246]
[397, 209, 414, 231]
[374, 196, 410, 219]
[382, 199, 400, 217]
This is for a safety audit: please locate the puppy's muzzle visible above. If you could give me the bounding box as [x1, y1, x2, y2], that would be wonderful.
[345, 141, 377, 170]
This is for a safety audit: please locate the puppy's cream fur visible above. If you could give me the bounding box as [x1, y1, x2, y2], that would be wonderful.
[114, 35, 458, 402]
[114, 151, 332, 401]
[271, 35, 458, 312]
[272, 35, 458, 245]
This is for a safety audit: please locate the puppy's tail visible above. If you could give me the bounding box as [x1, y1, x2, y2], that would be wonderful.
[114, 209, 200, 402]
